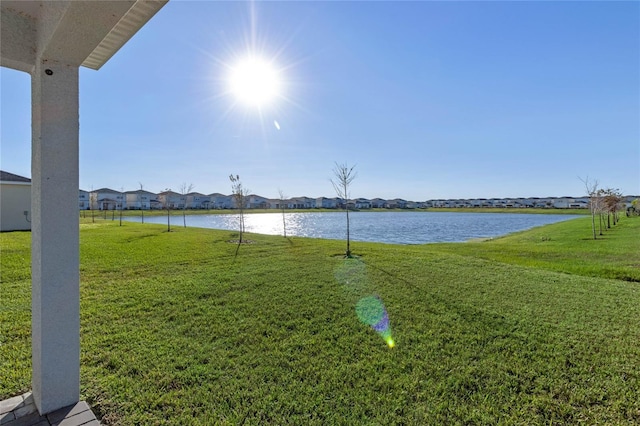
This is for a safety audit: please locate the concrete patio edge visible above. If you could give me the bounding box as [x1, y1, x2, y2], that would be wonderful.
[0, 393, 100, 426]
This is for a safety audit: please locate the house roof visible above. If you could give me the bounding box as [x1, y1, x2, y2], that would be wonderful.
[0, 170, 31, 183]
[124, 189, 157, 195]
[92, 188, 120, 193]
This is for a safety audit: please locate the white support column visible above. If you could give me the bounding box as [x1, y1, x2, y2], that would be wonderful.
[31, 60, 80, 415]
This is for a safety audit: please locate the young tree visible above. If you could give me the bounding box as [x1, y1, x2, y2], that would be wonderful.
[180, 182, 195, 228]
[595, 189, 605, 235]
[603, 188, 623, 227]
[139, 182, 145, 224]
[230, 174, 249, 244]
[89, 187, 97, 223]
[580, 176, 599, 240]
[119, 187, 124, 226]
[278, 188, 288, 238]
[162, 188, 172, 232]
[331, 162, 357, 257]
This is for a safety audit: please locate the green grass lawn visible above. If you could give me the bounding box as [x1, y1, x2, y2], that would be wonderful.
[1, 216, 639, 424]
[428, 215, 640, 282]
[423, 207, 590, 215]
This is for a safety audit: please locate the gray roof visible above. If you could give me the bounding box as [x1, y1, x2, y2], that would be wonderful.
[0, 170, 31, 183]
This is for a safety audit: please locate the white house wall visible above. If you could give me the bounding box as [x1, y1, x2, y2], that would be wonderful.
[0, 182, 31, 231]
[78, 190, 89, 210]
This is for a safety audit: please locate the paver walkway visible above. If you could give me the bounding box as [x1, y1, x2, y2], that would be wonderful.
[0, 393, 100, 426]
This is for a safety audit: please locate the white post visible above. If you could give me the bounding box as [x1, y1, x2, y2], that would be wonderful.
[31, 60, 80, 415]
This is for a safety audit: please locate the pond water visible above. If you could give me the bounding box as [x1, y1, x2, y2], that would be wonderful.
[125, 211, 582, 245]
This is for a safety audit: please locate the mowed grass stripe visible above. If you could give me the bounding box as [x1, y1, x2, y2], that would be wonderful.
[1, 217, 639, 424]
[427, 215, 640, 282]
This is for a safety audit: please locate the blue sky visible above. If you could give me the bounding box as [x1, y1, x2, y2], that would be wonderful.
[2, 1, 638, 200]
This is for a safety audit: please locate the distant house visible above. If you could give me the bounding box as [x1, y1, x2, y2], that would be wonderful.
[247, 194, 270, 209]
[533, 197, 551, 208]
[125, 189, 157, 210]
[389, 198, 408, 209]
[290, 196, 315, 209]
[332, 197, 347, 209]
[623, 195, 639, 208]
[90, 188, 125, 210]
[521, 198, 536, 208]
[186, 192, 210, 209]
[354, 198, 372, 209]
[405, 201, 419, 209]
[209, 193, 233, 209]
[157, 190, 183, 209]
[370, 198, 387, 208]
[552, 197, 573, 209]
[569, 198, 588, 209]
[0, 170, 31, 231]
[316, 197, 338, 209]
[79, 190, 90, 210]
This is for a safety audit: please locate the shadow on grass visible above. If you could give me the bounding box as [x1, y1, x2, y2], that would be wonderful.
[363, 259, 417, 289]
[123, 232, 164, 243]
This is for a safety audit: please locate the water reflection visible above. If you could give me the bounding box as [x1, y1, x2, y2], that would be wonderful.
[125, 211, 581, 245]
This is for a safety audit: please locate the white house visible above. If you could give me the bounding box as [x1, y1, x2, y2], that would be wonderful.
[208, 193, 233, 209]
[125, 189, 158, 210]
[316, 197, 336, 208]
[185, 192, 210, 209]
[158, 190, 183, 209]
[78, 190, 89, 210]
[247, 194, 270, 209]
[624, 195, 639, 208]
[534, 198, 553, 208]
[370, 198, 386, 208]
[90, 188, 125, 210]
[568, 198, 589, 209]
[354, 198, 372, 209]
[0, 170, 31, 231]
[388, 198, 408, 209]
[552, 197, 573, 209]
[288, 196, 314, 209]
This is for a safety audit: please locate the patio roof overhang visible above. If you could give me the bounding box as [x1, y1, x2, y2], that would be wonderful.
[1, 0, 167, 73]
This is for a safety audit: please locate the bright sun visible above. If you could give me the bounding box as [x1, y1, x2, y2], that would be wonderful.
[228, 56, 281, 108]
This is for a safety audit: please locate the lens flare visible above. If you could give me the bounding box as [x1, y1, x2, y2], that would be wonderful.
[356, 296, 394, 348]
[334, 258, 368, 295]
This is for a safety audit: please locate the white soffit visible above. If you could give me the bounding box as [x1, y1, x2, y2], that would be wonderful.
[0, 0, 167, 73]
[82, 0, 167, 70]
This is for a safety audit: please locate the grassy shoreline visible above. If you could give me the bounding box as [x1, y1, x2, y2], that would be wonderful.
[2, 215, 638, 424]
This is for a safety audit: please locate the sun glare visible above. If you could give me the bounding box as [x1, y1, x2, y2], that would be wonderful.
[228, 56, 281, 108]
